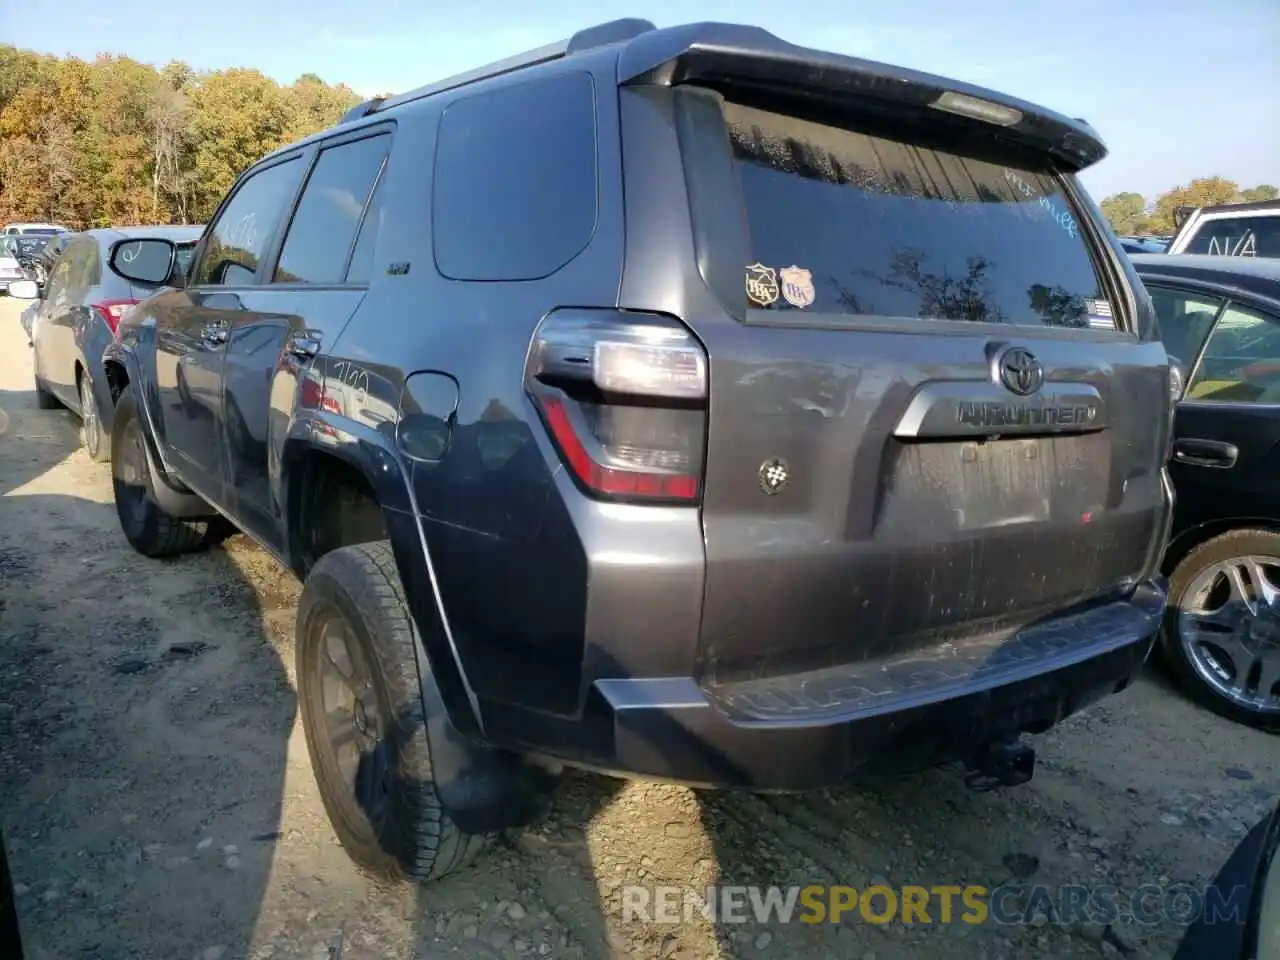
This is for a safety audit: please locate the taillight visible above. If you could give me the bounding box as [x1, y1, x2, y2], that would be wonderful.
[525, 310, 707, 504]
[1166, 359, 1185, 462]
[93, 299, 139, 335]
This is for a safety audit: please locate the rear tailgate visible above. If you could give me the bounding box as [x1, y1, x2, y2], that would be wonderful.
[615, 34, 1172, 689]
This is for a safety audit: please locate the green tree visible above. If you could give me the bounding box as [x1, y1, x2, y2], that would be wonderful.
[0, 47, 358, 227]
[1241, 184, 1279, 203]
[1149, 177, 1240, 234]
[1099, 192, 1148, 235]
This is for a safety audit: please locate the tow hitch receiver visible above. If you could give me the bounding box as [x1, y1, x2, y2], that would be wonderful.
[964, 738, 1036, 792]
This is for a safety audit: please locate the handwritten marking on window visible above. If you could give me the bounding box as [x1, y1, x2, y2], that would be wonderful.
[330, 360, 370, 403]
[1003, 169, 1078, 240]
[1207, 232, 1257, 257]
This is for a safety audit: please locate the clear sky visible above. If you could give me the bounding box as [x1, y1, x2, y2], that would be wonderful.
[3, 0, 1276, 201]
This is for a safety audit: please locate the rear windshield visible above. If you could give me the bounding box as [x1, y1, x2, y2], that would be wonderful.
[1183, 215, 1280, 258]
[11, 236, 49, 257]
[724, 101, 1115, 329]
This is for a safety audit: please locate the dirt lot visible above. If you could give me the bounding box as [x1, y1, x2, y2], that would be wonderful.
[0, 296, 1274, 960]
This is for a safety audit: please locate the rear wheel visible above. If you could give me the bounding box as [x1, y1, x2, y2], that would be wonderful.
[1164, 529, 1280, 732]
[296, 541, 489, 882]
[110, 384, 212, 557]
[79, 373, 109, 462]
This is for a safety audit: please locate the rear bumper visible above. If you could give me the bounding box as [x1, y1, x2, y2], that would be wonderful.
[487, 577, 1166, 790]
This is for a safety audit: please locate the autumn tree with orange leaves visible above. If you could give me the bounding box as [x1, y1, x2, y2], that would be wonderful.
[0, 46, 360, 228]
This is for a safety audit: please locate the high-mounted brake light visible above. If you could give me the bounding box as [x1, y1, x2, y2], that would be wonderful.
[526, 310, 707, 504]
[931, 91, 1023, 127]
[93, 298, 140, 335]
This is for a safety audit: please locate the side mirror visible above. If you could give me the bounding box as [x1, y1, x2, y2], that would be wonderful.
[7, 279, 39, 300]
[109, 238, 176, 286]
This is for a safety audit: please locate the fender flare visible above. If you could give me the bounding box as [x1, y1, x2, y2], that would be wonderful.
[101, 343, 212, 519]
[1164, 515, 1280, 573]
[281, 411, 559, 834]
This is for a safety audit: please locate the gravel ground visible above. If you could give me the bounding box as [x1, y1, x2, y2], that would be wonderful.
[0, 296, 1275, 960]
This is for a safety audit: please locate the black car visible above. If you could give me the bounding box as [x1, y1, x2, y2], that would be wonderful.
[11, 225, 203, 462]
[104, 18, 1174, 883]
[1133, 253, 1280, 730]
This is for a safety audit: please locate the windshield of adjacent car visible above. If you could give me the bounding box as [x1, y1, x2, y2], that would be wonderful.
[723, 100, 1116, 329]
[1184, 215, 1280, 258]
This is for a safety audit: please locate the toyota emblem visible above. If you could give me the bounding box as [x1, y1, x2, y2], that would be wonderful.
[998, 347, 1043, 396]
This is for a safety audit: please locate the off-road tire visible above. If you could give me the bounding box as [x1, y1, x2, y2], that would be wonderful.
[1163, 529, 1280, 733]
[296, 541, 489, 882]
[110, 384, 212, 557]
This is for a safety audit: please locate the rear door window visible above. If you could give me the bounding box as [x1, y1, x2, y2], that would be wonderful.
[1145, 284, 1224, 365]
[1184, 215, 1280, 258]
[273, 133, 390, 285]
[1187, 304, 1280, 403]
[723, 101, 1115, 328]
[63, 238, 98, 302]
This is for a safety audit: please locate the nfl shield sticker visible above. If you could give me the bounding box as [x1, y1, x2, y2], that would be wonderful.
[779, 265, 815, 308]
[745, 263, 779, 307]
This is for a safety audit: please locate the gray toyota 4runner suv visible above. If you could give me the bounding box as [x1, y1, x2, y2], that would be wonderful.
[104, 18, 1176, 882]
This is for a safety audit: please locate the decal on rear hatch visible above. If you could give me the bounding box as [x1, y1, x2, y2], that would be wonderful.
[745, 263, 779, 306]
[778, 265, 815, 308]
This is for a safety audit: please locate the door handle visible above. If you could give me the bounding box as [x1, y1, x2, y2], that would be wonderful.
[287, 335, 321, 360]
[1172, 438, 1238, 469]
[202, 325, 228, 345]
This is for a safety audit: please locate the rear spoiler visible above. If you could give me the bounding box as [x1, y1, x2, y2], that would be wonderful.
[617, 23, 1107, 171]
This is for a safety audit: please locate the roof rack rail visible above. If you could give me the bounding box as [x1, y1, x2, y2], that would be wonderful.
[337, 97, 388, 125]
[371, 17, 656, 115]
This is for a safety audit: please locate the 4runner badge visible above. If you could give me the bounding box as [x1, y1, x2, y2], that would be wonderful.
[745, 263, 779, 307]
[758, 457, 790, 495]
[779, 265, 815, 308]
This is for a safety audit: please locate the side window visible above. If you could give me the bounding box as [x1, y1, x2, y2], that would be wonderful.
[1147, 285, 1224, 366]
[1187, 304, 1280, 403]
[60, 239, 94, 302]
[274, 134, 390, 284]
[80, 241, 102, 289]
[44, 253, 75, 304]
[345, 177, 385, 285]
[194, 158, 303, 287]
[433, 72, 598, 281]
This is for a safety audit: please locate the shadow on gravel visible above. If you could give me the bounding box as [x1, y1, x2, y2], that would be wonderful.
[0, 386, 294, 960]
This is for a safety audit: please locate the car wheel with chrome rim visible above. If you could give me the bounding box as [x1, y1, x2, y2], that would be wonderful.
[1164, 529, 1280, 732]
[80, 373, 109, 462]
